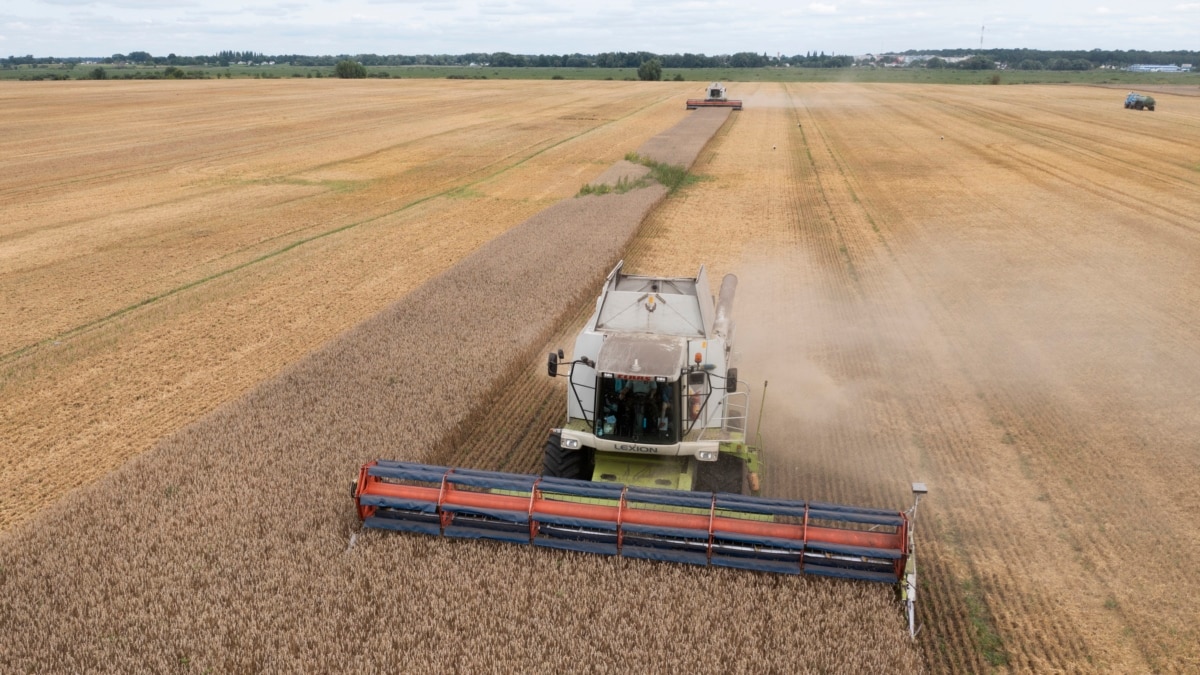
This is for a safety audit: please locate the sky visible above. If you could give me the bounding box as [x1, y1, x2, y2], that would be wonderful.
[3, 1, 1198, 59]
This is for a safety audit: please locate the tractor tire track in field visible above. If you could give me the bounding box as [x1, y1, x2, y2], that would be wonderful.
[911, 85, 1199, 670]
[434, 300, 595, 476]
[792, 84, 1200, 671]
[0, 82, 695, 535]
[744, 82, 1166, 667]
[1, 84, 665, 337]
[1, 88, 677, 363]
[779, 85, 1012, 671]
[814, 85, 1109, 672]
[0, 84, 635, 201]
[902, 89, 1200, 236]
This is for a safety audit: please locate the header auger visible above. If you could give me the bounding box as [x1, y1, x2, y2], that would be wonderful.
[353, 262, 926, 637]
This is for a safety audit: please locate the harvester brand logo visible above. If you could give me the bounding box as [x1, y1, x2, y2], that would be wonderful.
[614, 443, 659, 454]
[609, 373, 654, 382]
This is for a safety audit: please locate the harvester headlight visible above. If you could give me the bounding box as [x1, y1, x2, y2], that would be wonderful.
[562, 438, 581, 450]
[697, 450, 717, 462]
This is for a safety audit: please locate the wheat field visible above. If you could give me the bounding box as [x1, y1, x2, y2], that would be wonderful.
[4, 79, 1200, 672]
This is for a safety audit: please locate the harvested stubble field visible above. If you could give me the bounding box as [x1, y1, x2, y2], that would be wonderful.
[627, 82, 1200, 672]
[0, 78, 697, 532]
[3, 80, 1199, 673]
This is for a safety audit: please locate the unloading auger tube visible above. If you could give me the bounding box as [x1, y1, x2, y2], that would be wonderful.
[352, 460, 929, 638]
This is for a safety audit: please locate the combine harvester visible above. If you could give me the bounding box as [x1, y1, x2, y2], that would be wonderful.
[686, 82, 743, 110]
[353, 262, 927, 636]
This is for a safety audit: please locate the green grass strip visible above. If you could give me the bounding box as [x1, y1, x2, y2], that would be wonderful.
[577, 151, 701, 197]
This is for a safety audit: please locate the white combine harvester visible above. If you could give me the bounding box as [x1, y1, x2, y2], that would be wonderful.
[353, 261, 928, 637]
[687, 82, 743, 110]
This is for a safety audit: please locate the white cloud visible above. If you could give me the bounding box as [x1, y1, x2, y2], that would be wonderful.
[5, 0, 1199, 57]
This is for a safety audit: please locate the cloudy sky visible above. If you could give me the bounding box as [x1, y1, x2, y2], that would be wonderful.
[4, 1, 1198, 58]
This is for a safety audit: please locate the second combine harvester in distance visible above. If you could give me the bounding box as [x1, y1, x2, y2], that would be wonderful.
[353, 262, 928, 637]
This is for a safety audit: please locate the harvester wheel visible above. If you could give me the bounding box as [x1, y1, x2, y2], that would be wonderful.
[1148, 105, 1155, 111]
[695, 454, 746, 495]
[542, 432, 593, 480]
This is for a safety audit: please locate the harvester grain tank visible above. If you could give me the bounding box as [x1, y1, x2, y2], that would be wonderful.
[687, 82, 743, 110]
[352, 262, 927, 637]
[1124, 92, 1156, 111]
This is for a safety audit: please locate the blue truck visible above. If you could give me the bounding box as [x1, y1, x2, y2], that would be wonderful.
[1124, 92, 1156, 111]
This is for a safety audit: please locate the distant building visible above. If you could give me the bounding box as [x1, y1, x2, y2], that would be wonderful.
[1126, 64, 1187, 73]
[854, 54, 973, 67]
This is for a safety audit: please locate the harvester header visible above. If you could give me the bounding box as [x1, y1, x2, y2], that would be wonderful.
[356, 460, 909, 580]
[354, 462, 927, 637]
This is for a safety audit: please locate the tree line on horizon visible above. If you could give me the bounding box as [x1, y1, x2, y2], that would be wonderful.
[4, 48, 1198, 71]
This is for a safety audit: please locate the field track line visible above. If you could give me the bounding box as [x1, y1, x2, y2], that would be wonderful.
[886, 89, 1200, 234]
[783, 84, 1042, 671]
[0, 92, 678, 367]
[0, 89, 603, 201]
[817, 85, 1188, 670]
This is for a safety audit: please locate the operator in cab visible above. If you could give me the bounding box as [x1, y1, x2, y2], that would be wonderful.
[617, 377, 658, 440]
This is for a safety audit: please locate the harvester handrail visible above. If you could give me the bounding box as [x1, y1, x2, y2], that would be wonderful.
[696, 387, 750, 441]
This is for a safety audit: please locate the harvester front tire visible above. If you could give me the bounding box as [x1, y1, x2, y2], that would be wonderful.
[695, 454, 746, 495]
[542, 432, 593, 481]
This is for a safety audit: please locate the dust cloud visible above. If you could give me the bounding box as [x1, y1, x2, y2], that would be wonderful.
[904, 228, 1200, 489]
[728, 228, 1200, 513]
[730, 250, 935, 507]
[739, 90, 792, 109]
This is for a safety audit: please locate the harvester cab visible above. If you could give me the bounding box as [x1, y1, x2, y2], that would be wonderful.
[686, 82, 743, 110]
[545, 261, 758, 495]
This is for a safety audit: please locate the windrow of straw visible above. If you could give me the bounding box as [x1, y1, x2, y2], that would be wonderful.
[0, 107, 920, 672]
